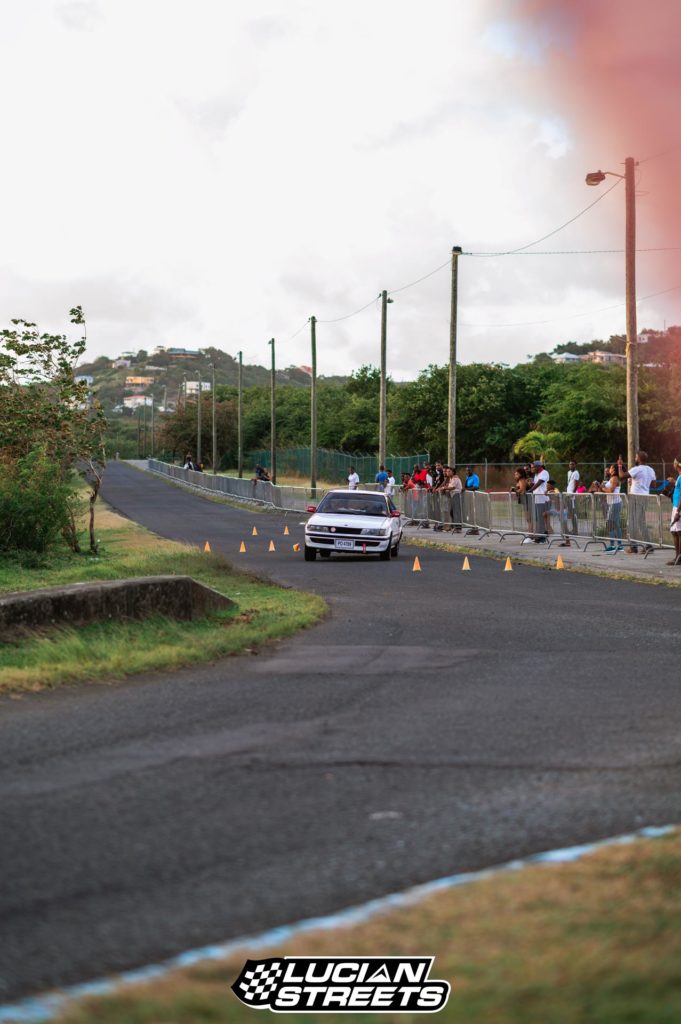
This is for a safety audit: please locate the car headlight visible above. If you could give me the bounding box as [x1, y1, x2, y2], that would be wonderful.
[307, 524, 329, 532]
[360, 527, 389, 536]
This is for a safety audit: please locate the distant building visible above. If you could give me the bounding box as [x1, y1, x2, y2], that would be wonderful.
[583, 350, 626, 367]
[553, 353, 581, 364]
[125, 376, 154, 386]
[167, 347, 201, 359]
[75, 374, 94, 386]
[123, 395, 153, 409]
[185, 380, 212, 397]
[113, 358, 131, 369]
[121, 351, 137, 360]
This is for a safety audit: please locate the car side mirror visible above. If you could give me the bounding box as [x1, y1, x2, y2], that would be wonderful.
[306, 505, 317, 513]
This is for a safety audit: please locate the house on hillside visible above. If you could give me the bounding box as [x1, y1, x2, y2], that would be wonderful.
[167, 347, 201, 359]
[123, 395, 153, 409]
[582, 350, 626, 367]
[185, 380, 212, 397]
[113, 358, 131, 369]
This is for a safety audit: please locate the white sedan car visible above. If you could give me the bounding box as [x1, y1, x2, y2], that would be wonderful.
[304, 489, 402, 561]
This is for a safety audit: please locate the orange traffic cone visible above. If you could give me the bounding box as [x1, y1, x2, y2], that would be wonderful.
[292, 543, 301, 552]
[252, 526, 258, 536]
[268, 540, 276, 552]
[239, 541, 246, 553]
[555, 554, 565, 570]
[283, 525, 290, 536]
[412, 556, 422, 572]
[462, 556, 471, 571]
[203, 541, 211, 553]
[504, 557, 513, 572]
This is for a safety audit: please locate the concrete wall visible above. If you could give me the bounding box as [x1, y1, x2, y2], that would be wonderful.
[0, 576, 234, 638]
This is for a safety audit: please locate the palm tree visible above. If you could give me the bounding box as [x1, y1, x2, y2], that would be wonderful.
[512, 429, 567, 463]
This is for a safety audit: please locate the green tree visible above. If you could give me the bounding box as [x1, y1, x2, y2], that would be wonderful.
[0, 308, 106, 553]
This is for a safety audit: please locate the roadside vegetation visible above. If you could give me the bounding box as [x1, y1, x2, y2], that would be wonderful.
[0, 504, 326, 694]
[57, 829, 680, 1024]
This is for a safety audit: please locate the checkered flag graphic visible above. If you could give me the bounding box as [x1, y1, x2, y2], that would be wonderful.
[231, 958, 284, 1007]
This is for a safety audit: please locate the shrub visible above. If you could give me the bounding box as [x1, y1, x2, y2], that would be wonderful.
[0, 447, 83, 553]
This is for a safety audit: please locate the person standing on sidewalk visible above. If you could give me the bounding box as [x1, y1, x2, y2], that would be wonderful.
[528, 459, 550, 542]
[565, 459, 580, 540]
[669, 458, 681, 566]
[348, 466, 360, 490]
[617, 452, 656, 554]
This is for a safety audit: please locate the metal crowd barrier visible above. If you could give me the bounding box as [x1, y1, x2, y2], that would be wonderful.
[145, 462, 675, 552]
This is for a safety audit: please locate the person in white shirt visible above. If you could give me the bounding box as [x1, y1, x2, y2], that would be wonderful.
[617, 451, 656, 553]
[564, 459, 580, 540]
[347, 467, 360, 490]
[385, 469, 395, 496]
[528, 459, 550, 542]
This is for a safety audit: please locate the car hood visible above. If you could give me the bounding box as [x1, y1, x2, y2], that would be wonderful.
[307, 513, 391, 529]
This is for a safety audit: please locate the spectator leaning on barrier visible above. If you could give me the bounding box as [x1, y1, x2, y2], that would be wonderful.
[348, 466, 360, 490]
[602, 463, 623, 553]
[183, 453, 195, 470]
[617, 451, 656, 554]
[375, 464, 389, 491]
[445, 466, 463, 532]
[565, 459, 580, 539]
[465, 465, 480, 491]
[528, 459, 549, 542]
[669, 458, 681, 566]
[385, 469, 396, 496]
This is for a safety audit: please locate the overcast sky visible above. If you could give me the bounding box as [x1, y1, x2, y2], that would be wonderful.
[1, 0, 678, 378]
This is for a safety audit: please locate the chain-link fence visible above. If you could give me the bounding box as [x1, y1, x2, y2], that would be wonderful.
[244, 447, 430, 483]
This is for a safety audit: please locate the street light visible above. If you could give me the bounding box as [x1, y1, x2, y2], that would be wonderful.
[585, 157, 638, 466]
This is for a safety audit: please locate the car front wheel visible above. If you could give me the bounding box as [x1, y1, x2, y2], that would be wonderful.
[391, 541, 400, 558]
[379, 546, 391, 561]
[304, 545, 316, 561]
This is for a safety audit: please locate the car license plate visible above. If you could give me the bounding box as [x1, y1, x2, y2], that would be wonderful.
[334, 538, 354, 550]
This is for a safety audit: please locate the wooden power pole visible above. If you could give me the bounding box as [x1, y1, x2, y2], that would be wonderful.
[268, 338, 276, 483]
[624, 156, 639, 466]
[379, 290, 393, 467]
[310, 316, 317, 490]
[448, 246, 463, 467]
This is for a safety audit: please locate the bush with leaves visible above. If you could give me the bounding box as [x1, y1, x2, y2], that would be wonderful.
[0, 307, 106, 553]
[0, 447, 83, 553]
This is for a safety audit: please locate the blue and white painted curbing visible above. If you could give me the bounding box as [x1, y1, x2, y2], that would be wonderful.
[0, 824, 675, 1023]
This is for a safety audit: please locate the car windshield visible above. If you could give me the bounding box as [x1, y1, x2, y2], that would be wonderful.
[316, 494, 388, 517]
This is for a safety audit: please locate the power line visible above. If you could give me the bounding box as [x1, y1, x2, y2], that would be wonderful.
[467, 178, 623, 257]
[464, 246, 681, 257]
[387, 258, 451, 296]
[458, 282, 681, 329]
[282, 318, 310, 342]
[317, 294, 380, 324]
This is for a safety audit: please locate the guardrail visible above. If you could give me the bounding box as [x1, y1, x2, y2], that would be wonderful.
[146, 461, 675, 554]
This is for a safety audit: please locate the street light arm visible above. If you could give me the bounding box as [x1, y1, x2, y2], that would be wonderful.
[585, 169, 625, 185]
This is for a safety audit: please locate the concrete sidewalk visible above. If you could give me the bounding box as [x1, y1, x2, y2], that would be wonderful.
[402, 522, 681, 584]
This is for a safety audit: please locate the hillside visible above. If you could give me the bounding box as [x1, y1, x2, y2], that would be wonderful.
[76, 346, 349, 412]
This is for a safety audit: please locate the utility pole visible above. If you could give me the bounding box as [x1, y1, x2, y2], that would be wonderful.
[268, 338, 277, 483]
[162, 385, 167, 412]
[448, 246, 463, 467]
[310, 316, 317, 490]
[624, 156, 639, 466]
[237, 350, 243, 478]
[379, 290, 393, 467]
[586, 160, 638, 466]
[196, 370, 202, 466]
[150, 396, 155, 457]
[182, 372, 187, 410]
[142, 396, 147, 456]
[137, 407, 141, 458]
[211, 362, 217, 474]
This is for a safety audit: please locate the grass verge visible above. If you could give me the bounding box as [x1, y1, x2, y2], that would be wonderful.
[56, 829, 681, 1024]
[0, 504, 326, 694]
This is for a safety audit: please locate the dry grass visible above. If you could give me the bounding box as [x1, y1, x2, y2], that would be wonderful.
[58, 830, 681, 1024]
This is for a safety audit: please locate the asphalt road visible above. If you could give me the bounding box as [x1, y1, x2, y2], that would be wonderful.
[1, 461, 679, 1002]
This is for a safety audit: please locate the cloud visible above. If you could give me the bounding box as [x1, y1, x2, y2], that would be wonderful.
[54, 0, 103, 31]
